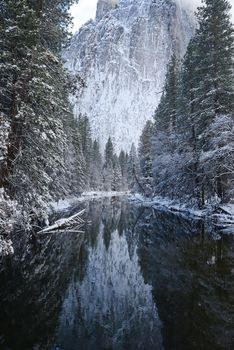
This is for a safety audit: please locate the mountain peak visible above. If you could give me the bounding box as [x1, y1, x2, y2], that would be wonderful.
[96, 0, 119, 21]
[65, 0, 195, 152]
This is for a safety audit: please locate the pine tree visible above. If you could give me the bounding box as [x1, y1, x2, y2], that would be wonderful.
[196, 0, 234, 124]
[0, 1, 67, 209]
[119, 150, 128, 190]
[154, 54, 179, 132]
[139, 1, 234, 205]
[112, 155, 122, 191]
[178, 37, 200, 140]
[64, 117, 86, 195]
[0, 0, 40, 189]
[0, 0, 85, 223]
[150, 55, 182, 198]
[29, 0, 77, 52]
[127, 143, 141, 192]
[105, 137, 114, 164]
[139, 121, 154, 196]
[103, 137, 114, 191]
[90, 140, 103, 190]
[195, 0, 234, 202]
[77, 114, 92, 190]
[177, 37, 203, 202]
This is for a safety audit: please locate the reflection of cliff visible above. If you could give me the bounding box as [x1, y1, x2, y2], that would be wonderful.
[1, 200, 233, 350]
[58, 227, 163, 350]
[0, 228, 85, 350]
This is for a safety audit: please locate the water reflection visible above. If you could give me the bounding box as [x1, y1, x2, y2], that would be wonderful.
[57, 225, 163, 350]
[0, 226, 85, 350]
[136, 208, 234, 350]
[0, 198, 233, 350]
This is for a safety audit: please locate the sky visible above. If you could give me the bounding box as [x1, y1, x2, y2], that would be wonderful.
[70, 0, 98, 33]
[70, 0, 234, 33]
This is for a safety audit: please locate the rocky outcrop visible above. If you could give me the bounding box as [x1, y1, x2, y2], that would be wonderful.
[64, 0, 195, 152]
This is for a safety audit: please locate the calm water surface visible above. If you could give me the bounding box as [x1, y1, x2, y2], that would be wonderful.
[0, 198, 233, 350]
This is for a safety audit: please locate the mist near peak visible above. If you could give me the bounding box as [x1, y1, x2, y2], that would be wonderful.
[176, 0, 234, 20]
[175, 0, 201, 13]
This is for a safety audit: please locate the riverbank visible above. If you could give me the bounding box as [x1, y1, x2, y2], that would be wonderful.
[130, 194, 234, 233]
[0, 191, 130, 258]
[2, 190, 233, 258]
[1, 198, 233, 349]
[49, 191, 130, 213]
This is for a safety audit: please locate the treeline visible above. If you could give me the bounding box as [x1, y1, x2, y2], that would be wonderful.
[77, 115, 140, 193]
[0, 0, 89, 227]
[139, 0, 234, 206]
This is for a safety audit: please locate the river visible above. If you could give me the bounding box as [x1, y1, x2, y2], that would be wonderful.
[0, 197, 233, 350]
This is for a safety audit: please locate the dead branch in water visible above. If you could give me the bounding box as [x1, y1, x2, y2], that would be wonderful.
[38, 209, 85, 234]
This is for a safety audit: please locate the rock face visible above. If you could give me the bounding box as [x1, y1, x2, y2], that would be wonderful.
[64, 0, 195, 152]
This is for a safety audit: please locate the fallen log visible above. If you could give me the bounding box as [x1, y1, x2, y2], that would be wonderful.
[38, 209, 85, 234]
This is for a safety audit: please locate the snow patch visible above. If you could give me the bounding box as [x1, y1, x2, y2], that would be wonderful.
[130, 194, 234, 234]
[0, 238, 14, 257]
[49, 191, 130, 213]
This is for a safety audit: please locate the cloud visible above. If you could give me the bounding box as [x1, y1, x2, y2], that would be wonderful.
[177, 0, 234, 20]
[176, 0, 201, 11]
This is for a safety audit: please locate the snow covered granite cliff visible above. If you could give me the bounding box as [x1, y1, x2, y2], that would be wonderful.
[64, 0, 195, 152]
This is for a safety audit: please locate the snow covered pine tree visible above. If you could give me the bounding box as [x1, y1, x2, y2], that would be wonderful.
[0, 0, 85, 228]
[146, 0, 234, 206]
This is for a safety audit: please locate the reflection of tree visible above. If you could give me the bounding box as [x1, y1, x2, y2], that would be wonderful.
[0, 228, 85, 350]
[84, 198, 140, 257]
[58, 228, 163, 350]
[1, 199, 232, 350]
[137, 208, 234, 350]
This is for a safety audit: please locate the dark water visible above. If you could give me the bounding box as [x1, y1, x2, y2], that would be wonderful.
[0, 198, 233, 350]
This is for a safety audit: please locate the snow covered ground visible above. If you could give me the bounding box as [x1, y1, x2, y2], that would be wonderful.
[49, 191, 130, 213]
[52, 191, 234, 231]
[0, 192, 129, 258]
[50, 192, 234, 234]
[2, 191, 233, 259]
[130, 194, 234, 234]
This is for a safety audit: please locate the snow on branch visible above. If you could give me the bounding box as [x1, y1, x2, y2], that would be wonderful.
[38, 209, 85, 234]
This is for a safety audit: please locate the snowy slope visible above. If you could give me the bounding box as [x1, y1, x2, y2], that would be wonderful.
[64, 0, 195, 152]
